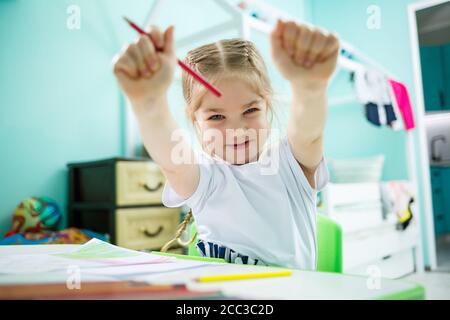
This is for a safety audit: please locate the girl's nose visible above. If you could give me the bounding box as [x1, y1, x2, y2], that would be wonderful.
[225, 127, 248, 144]
[228, 118, 249, 131]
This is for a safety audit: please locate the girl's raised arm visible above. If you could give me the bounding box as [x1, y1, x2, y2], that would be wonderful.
[113, 25, 199, 199]
[270, 20, 339, 189]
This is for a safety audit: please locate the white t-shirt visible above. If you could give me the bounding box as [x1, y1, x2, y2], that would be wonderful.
[162, 136, 329, 270]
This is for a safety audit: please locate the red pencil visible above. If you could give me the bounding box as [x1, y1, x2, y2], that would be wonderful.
[123, 16, 222, 98]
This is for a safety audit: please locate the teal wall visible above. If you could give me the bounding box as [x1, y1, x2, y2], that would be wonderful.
[310, 0, 413, 180]
[309, 0, 432, 265]
[0, 0, 157, 235]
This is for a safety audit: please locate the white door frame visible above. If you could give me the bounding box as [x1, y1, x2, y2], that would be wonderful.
[407, 0, 450, 270]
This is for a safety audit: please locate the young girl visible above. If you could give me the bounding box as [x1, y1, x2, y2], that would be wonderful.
[113, 20, 340, 270]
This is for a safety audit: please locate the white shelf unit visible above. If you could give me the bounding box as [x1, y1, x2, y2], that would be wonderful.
[322, 181, 422, 278]
[123, 0, 427, 273]
[343, 220, 421, 278]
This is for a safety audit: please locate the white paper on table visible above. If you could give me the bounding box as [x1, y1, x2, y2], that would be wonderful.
[0, 239, 175, 275]
[53, 238, 175, 266]
[0, 270, 119, 285]
[0, 254, 106, 274]
[129, 263, 232, 285]
[82, 260, 223, 278]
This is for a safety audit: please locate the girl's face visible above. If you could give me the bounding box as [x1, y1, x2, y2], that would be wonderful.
[194, 77, 270, 165]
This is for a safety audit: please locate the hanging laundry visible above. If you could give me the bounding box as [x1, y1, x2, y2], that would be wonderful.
[385, 105, 397, 126]
[366, 70, 387, 125]
[365, 102, 381, 126]
[354, 69, 385, 127]
[354, 68, 380, 127]
[378, 74, 402, 131]
[353, 67, 403, 130]
[389, 79, 416, 131]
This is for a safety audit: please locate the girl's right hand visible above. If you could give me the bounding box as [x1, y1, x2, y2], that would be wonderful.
[113, 25, 176, 110]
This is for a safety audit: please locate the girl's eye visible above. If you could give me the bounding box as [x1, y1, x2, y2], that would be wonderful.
[244, 108, 259, 115]
[208, 114, 225, 121]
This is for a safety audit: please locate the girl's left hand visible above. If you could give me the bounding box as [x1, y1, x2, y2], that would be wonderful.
[270, 20, 340, 88]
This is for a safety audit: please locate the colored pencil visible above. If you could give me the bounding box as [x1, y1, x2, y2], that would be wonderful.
[196, 270, 293, 283]
[123, 16, 222, 98]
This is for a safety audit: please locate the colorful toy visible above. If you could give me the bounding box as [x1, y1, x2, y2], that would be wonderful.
[4, 196, 62, 237]
[380, 181, 414, 230]
[0, 228, 108, 245]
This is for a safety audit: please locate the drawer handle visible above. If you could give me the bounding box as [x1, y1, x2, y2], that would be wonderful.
[141, 182, 163, 193]
[140, 226, 164, 238]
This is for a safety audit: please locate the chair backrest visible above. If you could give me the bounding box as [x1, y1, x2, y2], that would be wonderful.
[316, 214, 343, 273]
[188, 214, 342, 273]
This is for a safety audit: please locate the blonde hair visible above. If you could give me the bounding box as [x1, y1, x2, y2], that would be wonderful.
[161, 38, 274, 253]
[183, 38, 274, 123]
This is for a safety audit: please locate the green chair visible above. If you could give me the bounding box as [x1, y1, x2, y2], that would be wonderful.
[316, 214, 342, 273]
[188, 213, 342, 273]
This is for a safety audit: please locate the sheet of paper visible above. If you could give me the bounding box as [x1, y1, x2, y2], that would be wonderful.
[0, 270, 118, 285]
[0, 239, 174, 275]
[82, 260, 223, 278]
[53, 238, 175, 266]
[0, 254, 106, 274]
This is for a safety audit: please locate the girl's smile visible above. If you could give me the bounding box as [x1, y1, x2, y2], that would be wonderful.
[228, 139, 250, 150]
[194, 78, 270, 165]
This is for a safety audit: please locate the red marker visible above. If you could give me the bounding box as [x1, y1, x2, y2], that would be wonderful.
[123, 16, 222, 98]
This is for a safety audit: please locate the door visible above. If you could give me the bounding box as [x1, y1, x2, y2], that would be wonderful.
[420, 46, 447, 111]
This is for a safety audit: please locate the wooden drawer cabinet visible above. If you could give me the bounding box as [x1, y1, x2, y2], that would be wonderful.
[68, 158, 181, 251]
[116, 161, 165, 206]
[68, 158, 165, 206]
[116, 207, 180, 250]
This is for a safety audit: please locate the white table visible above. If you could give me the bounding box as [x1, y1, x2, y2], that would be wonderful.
[0, 245, 425, 300]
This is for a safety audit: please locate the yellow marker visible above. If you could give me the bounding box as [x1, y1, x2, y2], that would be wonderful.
[196, 270, 293, 283]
